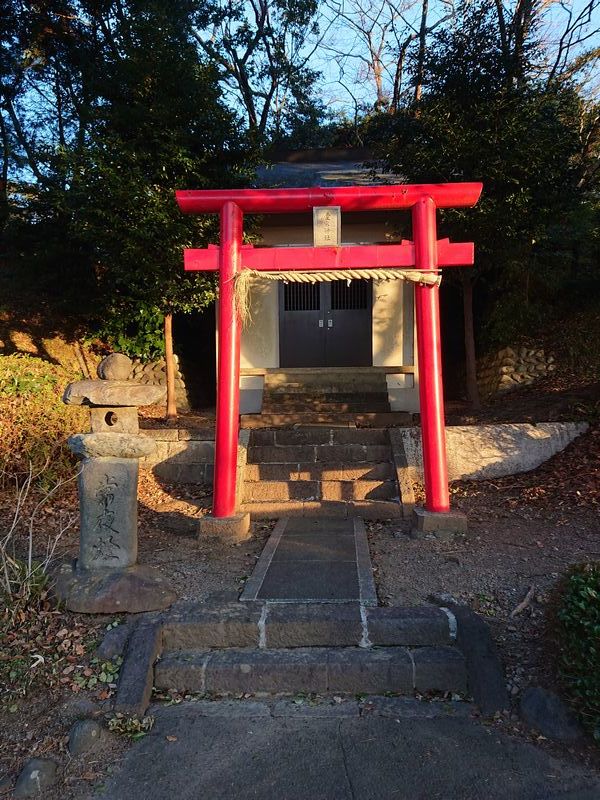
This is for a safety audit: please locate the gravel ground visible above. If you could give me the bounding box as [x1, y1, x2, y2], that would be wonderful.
[2, 424, 600, 796]
[366, 492, 600, 771]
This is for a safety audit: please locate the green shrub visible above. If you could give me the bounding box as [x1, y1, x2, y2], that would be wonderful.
[0, 354, 87, 488]
[554, 562, 600, 738]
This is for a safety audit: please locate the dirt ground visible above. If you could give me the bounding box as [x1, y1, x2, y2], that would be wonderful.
[1, 380, 599, 796]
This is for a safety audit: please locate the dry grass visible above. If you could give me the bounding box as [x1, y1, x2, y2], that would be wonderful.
[0, 354, 86, 489]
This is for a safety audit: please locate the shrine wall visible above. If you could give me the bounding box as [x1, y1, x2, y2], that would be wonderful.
[237, 218, 420, 413]
[240, 220, 415, 368]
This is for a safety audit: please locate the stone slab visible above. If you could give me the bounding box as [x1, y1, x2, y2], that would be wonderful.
[396, 422, 589, 482]
[272, 699, 360, 717]
[154, 700, 272, 718]
[284, 517, 352, 534]
[64, 379, 165, 407]
[327, 648, 413, 694]
[248, 445, 316, 463]
[360, 696, 475, 719]
[447, 603, 509, 716]
[243, 501, 351, 518]
[95, 710, 600, 800]
[410, 507, 468, 540]
[54, 562, 177, 614]
[178, 428, 217, 441]
[115, 621, 162, 716]
[97, 622, 132, 659]
[153, 462, 212, 485]
[348, 500, 402, 519]
[271, 533, 357, 561]
[198, 513, 251, 543]
[157, 601, 467, 650]
[140, 428, 180, 442]
[412, 646, 468, 693]
[156, 647, 435, 696]
[331, 429, 389, 445]
[162, 607, 262, 650]
[388, 427, 416, 515]
[520, 687, 584, 742]
[275, 429, 333, 446]
[245, 480, 320, 502]
[257, 561, 359, 601]
[353, 518, 378, 605]
[265, 603, 363, 647]
[241, 516, 376, 604]
[245, 462, 396, 482]
[69, 433, 155, 460]
[367, 606, 451, 647]
[321, 479, 397, 501]
[90, 407, 139, 434]
[77, 457, 139, 570]
[314, 444, 391, 463]
[205, 649, 329, 694]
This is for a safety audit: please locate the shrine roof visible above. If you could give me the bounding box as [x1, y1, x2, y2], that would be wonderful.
[255, 148, 400, 188]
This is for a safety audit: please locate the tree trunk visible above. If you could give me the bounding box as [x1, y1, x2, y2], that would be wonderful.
[413, 0, 429, 105]
[164, 312, 178, 421]
[5, 98, 43, 183]
[461, 271, 480, 410]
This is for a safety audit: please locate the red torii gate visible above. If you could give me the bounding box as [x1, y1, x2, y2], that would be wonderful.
[176, 183, 482, 527]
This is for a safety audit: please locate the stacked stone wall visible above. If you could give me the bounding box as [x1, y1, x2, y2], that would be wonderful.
[477, 346, 556, 399]
[139, 429, 214, 484]
[128, 355, 190, 410]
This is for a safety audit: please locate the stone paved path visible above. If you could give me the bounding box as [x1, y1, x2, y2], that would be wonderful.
[240, 517, 377, 604]
[96, 700, 600, 800]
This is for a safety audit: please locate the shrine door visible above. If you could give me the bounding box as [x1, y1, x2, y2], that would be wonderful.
[279, 279, 372, 367]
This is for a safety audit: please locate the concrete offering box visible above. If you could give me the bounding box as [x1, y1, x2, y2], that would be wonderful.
[55, 354, 177, 613]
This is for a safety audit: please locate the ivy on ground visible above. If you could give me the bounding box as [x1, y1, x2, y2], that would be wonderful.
[554, 563, 600, 738]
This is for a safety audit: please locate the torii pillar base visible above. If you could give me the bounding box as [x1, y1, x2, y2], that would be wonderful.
[198, 513, 251, 543]
[410, 507, 468, 542]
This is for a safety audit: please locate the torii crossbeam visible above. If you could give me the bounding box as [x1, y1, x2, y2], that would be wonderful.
[176, 183, 483, 530]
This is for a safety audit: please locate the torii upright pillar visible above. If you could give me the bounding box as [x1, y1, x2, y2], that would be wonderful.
[214, 201, 243, 520]
[176, 183, 481, 541]
[413, 196, 449, 513]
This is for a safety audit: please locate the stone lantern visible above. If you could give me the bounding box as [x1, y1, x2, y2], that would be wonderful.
[55, 354, 177, 613]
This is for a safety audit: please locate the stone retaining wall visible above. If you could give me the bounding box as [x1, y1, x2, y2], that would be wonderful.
[139, 430, 249, 506]
[394, 422, 588, 485]
[139, 429, 214, 484]
[477, 347, 556, 399]
[129, 355, 190, 411]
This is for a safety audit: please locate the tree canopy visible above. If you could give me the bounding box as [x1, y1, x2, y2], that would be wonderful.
[1, 0, 598, 398]
[2, 0, 252, 356]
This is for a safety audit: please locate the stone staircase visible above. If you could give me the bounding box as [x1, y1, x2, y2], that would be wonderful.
[241, 368, 415, 428]
[153, 602, 467, 698]
[241, 427, 402, 519]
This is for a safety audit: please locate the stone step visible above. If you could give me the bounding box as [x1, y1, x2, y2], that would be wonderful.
[244, 461, 396, 482]
[247, 444, 392, 464]
[263, 392, 390, 404]
[241, 500, 403, 519]
[262, 402, 391, 413]
[243, 479, 397, 502]
[265, 374, 389, 391]
[154, 646, 467, 696]
[241, 412, 415, 428]
[249, 429, 390, 447]
[161, 603, 454, 651]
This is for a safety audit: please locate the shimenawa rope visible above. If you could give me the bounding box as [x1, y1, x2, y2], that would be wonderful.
[233, 268, 441, 324]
